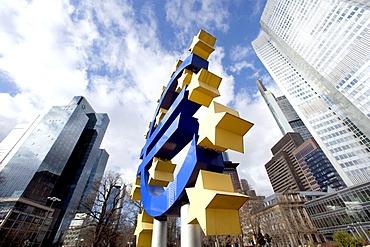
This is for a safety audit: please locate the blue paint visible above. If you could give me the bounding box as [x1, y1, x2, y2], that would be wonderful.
[136, 53, 224, 217]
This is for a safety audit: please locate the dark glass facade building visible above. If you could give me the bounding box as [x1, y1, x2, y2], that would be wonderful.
[0, 96, 109, 246]
[265, 132, 320, 192]
[275, 95, 312, 141]
[293, 138, 346, 192]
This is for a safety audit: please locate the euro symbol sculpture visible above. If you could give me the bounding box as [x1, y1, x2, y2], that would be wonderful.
[131, 30, 254, 246]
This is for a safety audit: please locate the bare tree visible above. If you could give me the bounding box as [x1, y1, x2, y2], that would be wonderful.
[79, 171, 126, 247]
[239, 196, 265, 245]
[114, 184, 141, 246]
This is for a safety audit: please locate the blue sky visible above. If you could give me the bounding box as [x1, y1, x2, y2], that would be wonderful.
[0, 0, 284, 196]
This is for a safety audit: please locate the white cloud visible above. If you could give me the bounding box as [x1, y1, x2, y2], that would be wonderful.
[0, 0, 280, 197]
[229, 61, 255, 73]
[229, 44, 250, 62]
[0, 0, 96, 123]
[251, 0, 266, 17]
[165, 0, 230, 45]
[208, 47, 235, 106]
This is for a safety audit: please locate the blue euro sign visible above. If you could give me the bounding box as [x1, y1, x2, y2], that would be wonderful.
[136, 54, 225, 217]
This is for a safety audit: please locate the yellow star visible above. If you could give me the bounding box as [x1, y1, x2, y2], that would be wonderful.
[148, 157, 176, 186]
[176, 69, 193, 93]
[185, 170, 248, 235]
[134, 210, 153, 247]
[197, 101, 254, 153]
[189, 29, 216, 60]
[187, 68, 222, 107]
[170, 59, 183, 77]
[130, 176, 141, 200]
[156, 86, 166, 103]
[154, 108, 167, 128]
[144, 122, 151, 139]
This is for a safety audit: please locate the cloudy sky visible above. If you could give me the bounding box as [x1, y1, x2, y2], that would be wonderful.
[0, 0, 284, 196]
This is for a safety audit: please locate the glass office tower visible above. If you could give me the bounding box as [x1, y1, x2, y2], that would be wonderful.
[0, 96, 109, 246]
[257, 79, 312, 140]
[253, 0, 370, 186]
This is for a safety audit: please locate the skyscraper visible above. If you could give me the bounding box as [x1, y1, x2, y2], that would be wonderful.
[265, 132, 319, 192]
[0, 116, 41, 172]
[257, 79, 312, 140]
[258, 78, 345, 191]
[222, 152, 242, 192]
[0, 96, 109, 246]
[253, 0, 370, 186]
[293, 138, 347, 192]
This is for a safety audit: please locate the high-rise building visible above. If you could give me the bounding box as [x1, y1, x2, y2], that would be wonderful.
[293, 138, 347, 192]
[222, 152, 242, 192]
[265, 132, 320, 192]
[253, 0, 370, 186]
[258, 79, 345, 192]
[0, 96, 109, 246]
[0, 116, 42, 172]
[257, 79, 312, 140]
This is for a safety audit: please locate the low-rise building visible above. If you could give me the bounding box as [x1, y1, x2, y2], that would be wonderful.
[305, 181, 370, 241]
[252, 190, 326, 246]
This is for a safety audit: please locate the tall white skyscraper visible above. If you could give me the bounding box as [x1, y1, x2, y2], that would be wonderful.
[253, 0, 370, 186]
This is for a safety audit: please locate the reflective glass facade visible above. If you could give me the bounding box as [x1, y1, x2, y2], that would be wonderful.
[253, 0, 370, 186]
[0, 96, 109, 246]
[257, 79, 312, 140]
[305, 181, 370, 240]
[293, 138, 347, 192]
[265, 132, 317, 192]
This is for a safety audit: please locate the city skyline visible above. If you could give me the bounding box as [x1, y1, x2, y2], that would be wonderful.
[0, 0, 281, 196]
[253, 0, 370, 187]
[0, 96, 109, 246]
[257, 79, 312, 140]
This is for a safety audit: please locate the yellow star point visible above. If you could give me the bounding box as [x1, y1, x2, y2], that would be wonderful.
[197, 101, 253, 152]
[154, 108, 168, 128]
[130, 176, 141, 200]
[148, 157, 176, 186]
[176, 69, 193, 93]
[170, 59, 183, 77]
[189, 30, 216, 60]
[185, 170, 248, 235]
[134, 210, 153, 247]
[187, 68, 221, 107]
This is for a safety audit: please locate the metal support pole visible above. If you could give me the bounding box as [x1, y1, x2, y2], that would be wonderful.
[358, 223, 370, 242]
[181, 203, 202, 247]
[152, 218, 167, 247]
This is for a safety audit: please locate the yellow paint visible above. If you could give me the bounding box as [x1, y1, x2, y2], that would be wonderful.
[130, 176, 141, 200]
[187, 68, 221, 107]
[189, 30, 216, 60]
[148, 157, 176, 186]
[171, 59, 183, 77]
[197, 102, 253, 153]
[134, 210, 154, 247]
[157, 86, 167, 103]
[176, 69, 193, 93]
[185, 170, 248, 236]
[154, 108, 168, 128]
[144, 122, 151, 139]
